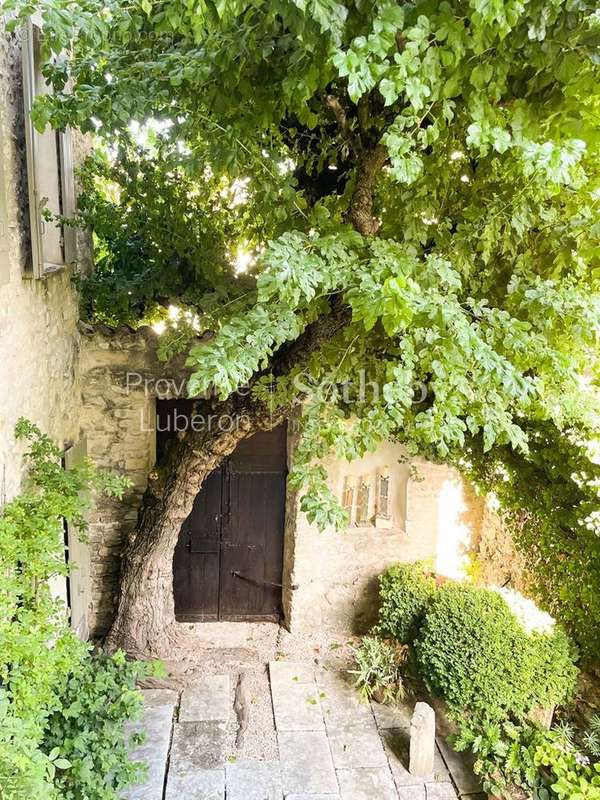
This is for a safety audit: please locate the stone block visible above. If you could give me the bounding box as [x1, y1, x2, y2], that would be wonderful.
[285, 796, 340, 800]
[436, 737, 483, 795]
[122, 691, 176, 800]
[316, 670, 374, 728]
[382, 729, 450, 786]
[278, 731, 338, 796]
[409, 702, 436, 779]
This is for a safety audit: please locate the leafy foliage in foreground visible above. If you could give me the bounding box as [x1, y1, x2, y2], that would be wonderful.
[454, 718, 600, 799]
[0, 420, 149, 800]
[6, 0, 600, 655]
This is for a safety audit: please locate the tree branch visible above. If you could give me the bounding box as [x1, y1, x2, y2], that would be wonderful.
[348, 144, 388, 236]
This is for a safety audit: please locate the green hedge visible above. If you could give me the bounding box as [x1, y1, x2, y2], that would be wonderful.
[0, 420, 149, 799]
[415, 583, 578, 721]
[375, 561, 436, 643]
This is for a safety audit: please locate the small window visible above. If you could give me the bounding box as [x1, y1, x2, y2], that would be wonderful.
[22, 18, 76, 278]
[342, 476, 356, 524]
[376, 468, 390, 518]
[355, 477, 371, 525]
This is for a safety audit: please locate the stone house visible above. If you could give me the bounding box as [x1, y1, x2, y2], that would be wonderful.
[0, 20, 500, 644]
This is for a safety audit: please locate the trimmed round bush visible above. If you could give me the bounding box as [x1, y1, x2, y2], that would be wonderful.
[415, 583, 577, 721]
[375, 561, 436, 643]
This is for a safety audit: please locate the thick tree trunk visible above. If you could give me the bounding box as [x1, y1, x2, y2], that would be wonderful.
[106, 135, 385, 657]
[105, 306, 350, 657]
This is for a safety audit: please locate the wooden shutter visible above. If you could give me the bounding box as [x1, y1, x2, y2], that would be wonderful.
[0, 111, 9, 286]
[64, 437, 91, 640]
[22, 18, 76, 277]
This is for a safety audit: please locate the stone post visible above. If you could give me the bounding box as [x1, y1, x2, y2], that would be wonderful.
[409, 701, 436, 779]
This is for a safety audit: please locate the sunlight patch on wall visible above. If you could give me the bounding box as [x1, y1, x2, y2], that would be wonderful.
[435, 478, 473, 580]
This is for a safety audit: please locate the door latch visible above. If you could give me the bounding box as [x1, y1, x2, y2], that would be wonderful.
[231, 570, 298, 591]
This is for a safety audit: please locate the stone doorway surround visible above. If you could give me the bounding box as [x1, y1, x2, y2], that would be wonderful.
[123, 623, 484, 800]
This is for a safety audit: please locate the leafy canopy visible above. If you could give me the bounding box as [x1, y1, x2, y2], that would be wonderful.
[6, 0, 600, 654]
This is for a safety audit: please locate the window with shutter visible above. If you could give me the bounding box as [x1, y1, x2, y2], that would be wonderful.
[22, 18, 76, 278]
[356, 477, 371, 525]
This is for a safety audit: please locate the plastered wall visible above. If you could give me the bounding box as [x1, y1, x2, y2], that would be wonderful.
[0, 25, 82, 501]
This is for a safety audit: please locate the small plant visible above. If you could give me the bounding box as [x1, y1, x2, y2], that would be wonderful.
[583, 716, 600, 760]
[349, 636, 406, 704]
[374, 561, 436, 644]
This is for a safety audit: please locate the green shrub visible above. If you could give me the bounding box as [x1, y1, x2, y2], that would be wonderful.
[349, 636, 406, 704]
[42, 651, 150, 800]
[0, 419, 141, 800]
[375, 562, 436, 643]
[415, 583, 577, 721]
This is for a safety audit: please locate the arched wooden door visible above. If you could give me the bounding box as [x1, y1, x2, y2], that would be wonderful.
[172, 425, 287, 621]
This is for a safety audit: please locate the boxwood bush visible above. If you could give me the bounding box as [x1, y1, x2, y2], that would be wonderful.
[375, 561, 436, 643]
[415, 583, 577, 721]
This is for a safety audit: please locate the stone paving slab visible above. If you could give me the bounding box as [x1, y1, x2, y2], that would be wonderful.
[327, 723, 388, 769]
[269, 660, 315, 685]
[285, 796, 341, 800]
[336, 767, 398, 800]
[396, 786, 427, 800]
[371, 700, 413, 729]
[123, 689, 178, 800]
[140, 688, 179, 709]
[316, 670, 375, 729]
[278, 731, 338, 795]
[271, 682, 325, 731]
[424, 782, 459, 799]
[226, 759, 282, 800]
[170, 720, 227, 770]
[381, 728, 451, 786]
[165, 767, 225, 800]
[179, 674, 230, 722]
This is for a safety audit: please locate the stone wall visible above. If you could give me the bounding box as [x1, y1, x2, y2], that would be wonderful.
[284, 450, 484, 633]
[474, 500, 528, 591]
[75, 330, 487, 637]
[0, 25, 82, 498]
[78, 325, 191, 635]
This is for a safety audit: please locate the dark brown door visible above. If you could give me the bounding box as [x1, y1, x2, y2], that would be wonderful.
[173, 425, 287, 621]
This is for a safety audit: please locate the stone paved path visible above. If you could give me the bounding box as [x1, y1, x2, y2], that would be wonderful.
[124, 663, 484, 800]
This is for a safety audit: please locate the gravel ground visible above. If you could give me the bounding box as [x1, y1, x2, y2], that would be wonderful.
[153, 622, 362, 762]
